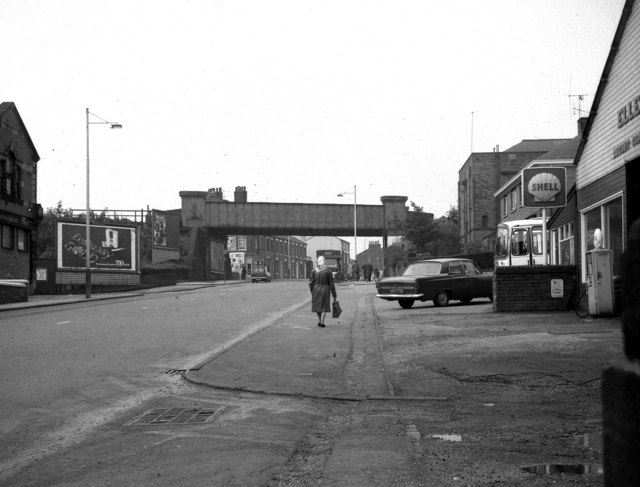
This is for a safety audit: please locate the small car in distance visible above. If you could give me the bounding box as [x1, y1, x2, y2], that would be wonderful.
[251, 266, 271, 283]
[375, 258, 493, 309]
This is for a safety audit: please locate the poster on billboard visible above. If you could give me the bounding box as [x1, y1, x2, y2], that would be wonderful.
[152, 210, 180, 249]
[229, 251, 244, 279]
[57, 222, 137, 271]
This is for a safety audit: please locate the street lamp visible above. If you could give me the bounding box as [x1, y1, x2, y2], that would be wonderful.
[337, 185, 357, 265]
[85, 108, 122, 298]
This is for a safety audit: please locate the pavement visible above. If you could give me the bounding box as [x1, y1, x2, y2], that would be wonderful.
[0, 280, 240, 312]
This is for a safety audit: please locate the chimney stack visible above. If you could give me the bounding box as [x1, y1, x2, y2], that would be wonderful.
[234, 186, 248, 203]
[578, 117, 589, 135]
[207, 187, 224, 201]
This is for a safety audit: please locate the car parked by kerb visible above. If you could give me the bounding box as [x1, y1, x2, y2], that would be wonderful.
[375, 258, 493, 309]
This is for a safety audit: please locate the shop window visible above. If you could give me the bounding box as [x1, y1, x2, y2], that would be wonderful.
[2, 224, 14, 249]
[582, 195, 624, 278]
[557, 223, 575, 265]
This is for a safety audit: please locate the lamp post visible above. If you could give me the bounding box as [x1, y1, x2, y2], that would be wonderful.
[337, 185, 357, 267]
[85, 108, 122, 298]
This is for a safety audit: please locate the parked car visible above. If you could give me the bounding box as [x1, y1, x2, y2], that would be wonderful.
[251, 266, 271, 283]
[375, 258, 493, 309]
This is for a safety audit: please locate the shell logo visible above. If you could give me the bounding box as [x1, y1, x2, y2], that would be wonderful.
[527, 172, 561, 202]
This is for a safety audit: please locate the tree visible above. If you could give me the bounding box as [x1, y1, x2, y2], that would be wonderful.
[36, 201, 78, 257]
[402, 202, 437, 255]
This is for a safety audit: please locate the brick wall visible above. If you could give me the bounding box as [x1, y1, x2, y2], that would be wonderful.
[494, 265, 576, 312]
[0, 284, 28, 303]
[0, 247, 30, 279]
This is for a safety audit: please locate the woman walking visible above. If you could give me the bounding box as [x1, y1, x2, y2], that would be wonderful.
[309, 256, 337, 328]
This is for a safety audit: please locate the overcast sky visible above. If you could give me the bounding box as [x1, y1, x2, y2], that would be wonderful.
[2, 0, 625, 223]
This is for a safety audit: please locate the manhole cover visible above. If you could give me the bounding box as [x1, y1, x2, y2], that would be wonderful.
[124, 407, 228, 427]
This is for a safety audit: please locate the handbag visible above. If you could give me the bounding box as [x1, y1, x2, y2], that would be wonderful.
[332, 300, 342, 318]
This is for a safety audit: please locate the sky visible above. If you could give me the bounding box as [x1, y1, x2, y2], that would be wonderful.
[2, 0, 626, 240]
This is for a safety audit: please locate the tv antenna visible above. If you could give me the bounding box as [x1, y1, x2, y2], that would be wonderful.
[569, 94, 591, 118]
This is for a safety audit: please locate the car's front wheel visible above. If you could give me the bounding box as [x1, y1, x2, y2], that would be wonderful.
[433, 291, 450, 307]
[398, 299, 415, 309]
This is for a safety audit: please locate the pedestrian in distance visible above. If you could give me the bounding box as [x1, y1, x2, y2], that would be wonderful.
[309, 256, 337, 328]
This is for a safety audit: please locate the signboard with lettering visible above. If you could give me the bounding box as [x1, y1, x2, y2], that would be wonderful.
[57, 222, 137, 271]
[522, 167, 567, 208]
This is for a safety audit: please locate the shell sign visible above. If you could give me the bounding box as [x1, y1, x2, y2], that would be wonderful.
[522, 167, 567, 208]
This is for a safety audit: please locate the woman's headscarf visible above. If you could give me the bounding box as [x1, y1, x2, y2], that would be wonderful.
[317, 256, 325, 269]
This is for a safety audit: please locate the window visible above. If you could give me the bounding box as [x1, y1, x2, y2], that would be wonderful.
[2, 225, 14, 249]
[582, 195, 624, 279]
[496, 224, 509, 258]
[531, 228, 543, 255]
[0, 153, 21, 200]
[557, 222, 574, 265]
[517, 183, 523, 207]
[511, 229, 529, 256]
[237, 235, 247, 251]
[481, 215, 488, 230]
[502, 196, 508, 216]
[17, 228, 27, 252]
[1, 157, 12, 195]
[461, 261, 478, 275]
[510, 189, 518, 213]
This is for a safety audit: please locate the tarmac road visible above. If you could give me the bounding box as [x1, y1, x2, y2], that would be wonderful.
[0, 280, 622, 486]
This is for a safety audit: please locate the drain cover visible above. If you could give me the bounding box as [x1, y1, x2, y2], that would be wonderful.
[162, 368, 187, 375]
[124, 407, 228, 427]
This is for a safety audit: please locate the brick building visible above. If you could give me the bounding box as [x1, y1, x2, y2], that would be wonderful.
[458, 139, 569, 252]
[0, 102, 42, 296]
[356, 240, 383, 276]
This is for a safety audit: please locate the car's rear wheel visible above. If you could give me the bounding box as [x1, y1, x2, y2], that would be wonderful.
[433, 291, 450, 307]
[398, 299, 414, 309]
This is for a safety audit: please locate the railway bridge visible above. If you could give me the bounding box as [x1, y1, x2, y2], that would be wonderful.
[179, 187, 409, 279]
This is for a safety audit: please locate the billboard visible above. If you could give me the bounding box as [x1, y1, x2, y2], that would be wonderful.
[522, 167, 567, 208]
[152, 210, 180, 249]
[57, 222, 138, 271]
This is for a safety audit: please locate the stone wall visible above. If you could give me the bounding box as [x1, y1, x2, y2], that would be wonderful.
[493, 265, 576, 312]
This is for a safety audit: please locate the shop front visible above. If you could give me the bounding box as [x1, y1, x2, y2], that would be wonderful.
[574, 1, 639, 312]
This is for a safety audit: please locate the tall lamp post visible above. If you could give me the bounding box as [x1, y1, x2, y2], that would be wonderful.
[86, 108, 122, 298]
[337, 185, 357, 268]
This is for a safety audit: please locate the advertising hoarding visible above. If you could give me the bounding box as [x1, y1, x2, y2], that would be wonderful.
[57, 222, 137, 271]
[152, 210, 180, 249]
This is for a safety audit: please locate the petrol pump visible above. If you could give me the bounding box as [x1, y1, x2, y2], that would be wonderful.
[586, 247, 614, 316]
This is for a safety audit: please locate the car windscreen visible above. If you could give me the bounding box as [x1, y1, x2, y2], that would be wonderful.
[403, 262, 442, 276]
